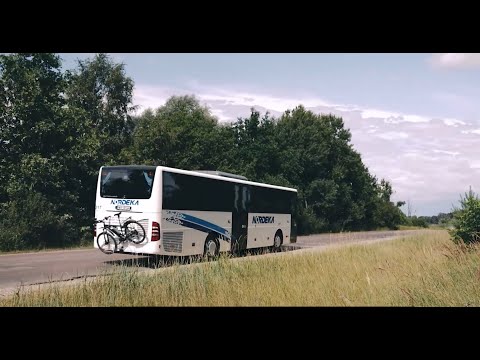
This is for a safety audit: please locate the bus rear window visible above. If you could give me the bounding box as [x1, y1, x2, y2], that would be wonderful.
[100, 167, 155, 199]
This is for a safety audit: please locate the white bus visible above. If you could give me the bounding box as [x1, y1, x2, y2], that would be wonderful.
[94, 165, 298, 257]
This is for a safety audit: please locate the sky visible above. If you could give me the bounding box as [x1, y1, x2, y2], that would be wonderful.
[60, 53, 480, 216]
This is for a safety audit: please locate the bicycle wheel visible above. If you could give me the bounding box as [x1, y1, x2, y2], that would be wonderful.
[97, 231, 117, 254]
[123, 220, 146, 244]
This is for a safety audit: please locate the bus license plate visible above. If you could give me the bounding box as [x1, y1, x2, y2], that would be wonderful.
[115, 205, 131, 211]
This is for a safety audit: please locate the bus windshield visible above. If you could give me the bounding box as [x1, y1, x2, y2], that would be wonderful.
[100, 167, 156, 199]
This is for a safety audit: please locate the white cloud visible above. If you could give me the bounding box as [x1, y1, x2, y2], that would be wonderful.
[461, 129, 480, 135]
[402, 114, 431, 123]
[361, 109, 400, 119]
[430, 53, 480, 69]
[443, 118, 466, 127]
[384, 117, 403, 124]
[361, 109, 430, 124]
[432, 149, 460, 156]
[209, 108, 230, 122]
[375, 132, 409, 140]
[200, 91, 330, 112]
[331, 104, 362, 112]
[133, 85, 176, 114]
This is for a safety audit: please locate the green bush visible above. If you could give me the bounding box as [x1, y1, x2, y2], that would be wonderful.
[409, 216, 429, 228]
[296, 206, 326, 235]
[0, 192, 77, 251]
[449, 189, 480, 244]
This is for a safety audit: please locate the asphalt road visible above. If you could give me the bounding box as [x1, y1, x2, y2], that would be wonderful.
[0, 229, 430, 295]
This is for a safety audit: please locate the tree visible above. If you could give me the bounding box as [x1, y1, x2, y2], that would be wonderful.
[229, 109, 279, 180]
[274, 106, 384, 232]
[0, 53, 66, 199]
[0, 53, 138, 250]
[410, 216, 428, 228]
[64, 53, 137, 163]
[0, 53, 79, 249]
[0, 53, 71, 203]
[378, 179, 393, 202]
[131, 95, 231, 171]
[450, 188, 480, 244]
[63, 53, 137, 230]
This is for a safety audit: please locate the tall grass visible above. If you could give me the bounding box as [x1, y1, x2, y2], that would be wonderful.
[2, 230, 480, 306]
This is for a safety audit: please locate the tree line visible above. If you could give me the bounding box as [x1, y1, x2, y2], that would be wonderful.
[0, 53, 406, 251]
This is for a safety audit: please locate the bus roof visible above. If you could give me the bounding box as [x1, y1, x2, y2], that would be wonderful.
[159, 166, 298, 193]
[101, 165, 157, 170]
[193, 170, 248, 181]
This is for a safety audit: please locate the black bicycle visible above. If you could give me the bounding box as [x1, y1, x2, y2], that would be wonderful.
[95, 212, 146, 254]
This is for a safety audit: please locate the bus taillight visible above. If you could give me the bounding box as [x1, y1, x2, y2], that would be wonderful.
[151, 221, 160, 241]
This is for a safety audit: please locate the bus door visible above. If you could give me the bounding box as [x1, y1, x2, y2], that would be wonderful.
[232, 184, 249, 253]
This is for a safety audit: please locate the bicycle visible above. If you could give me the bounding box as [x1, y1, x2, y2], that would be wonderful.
[95, 212, 146, 254]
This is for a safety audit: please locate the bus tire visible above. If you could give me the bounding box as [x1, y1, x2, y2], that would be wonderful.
[204, 234, 219, 258]
[272, 230, 283, 252]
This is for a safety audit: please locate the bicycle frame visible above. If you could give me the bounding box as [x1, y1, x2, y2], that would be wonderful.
[103, 225, 126, 242]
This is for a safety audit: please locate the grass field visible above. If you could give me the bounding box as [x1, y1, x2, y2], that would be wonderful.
[2, 230, 479, 306]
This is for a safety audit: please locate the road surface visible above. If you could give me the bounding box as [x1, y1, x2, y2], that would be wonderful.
[0, 229, 430, 296]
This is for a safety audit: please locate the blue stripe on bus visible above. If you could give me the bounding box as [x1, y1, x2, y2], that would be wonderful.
[180, 213, 231, 238]
[166, 212, 231, 239]
[176, 220, 212, 235]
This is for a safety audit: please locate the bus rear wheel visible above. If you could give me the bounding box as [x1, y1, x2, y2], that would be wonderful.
[204, 235, 219, 258]
[272, 230, 283, 252]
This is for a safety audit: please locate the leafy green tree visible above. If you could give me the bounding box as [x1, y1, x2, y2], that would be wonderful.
[274, 106, 387, 232]
[0, 53, 69, 201]
[378, 179, 393, 202]
[409, 216, 428, 228]
[64, 53, 136, 163]
[0, 53, 137, 250]
[63, 53, 137, 230]
[229, 109, 279, 180]
[131, 95, 231, 171]
[371, 179, 408, 230]
[0, 192, 72, 251]
[450, 188, 480, 244]
[0, 53, 79, 249]
[0, 53, 66, 200]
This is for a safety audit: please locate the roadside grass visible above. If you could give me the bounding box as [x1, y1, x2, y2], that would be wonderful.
[397, 225, 428, 230]
[2, 230, 479, 306]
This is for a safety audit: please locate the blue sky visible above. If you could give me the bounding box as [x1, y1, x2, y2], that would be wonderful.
[60, 53, 480, 215]
[60, 53, 480, 123]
